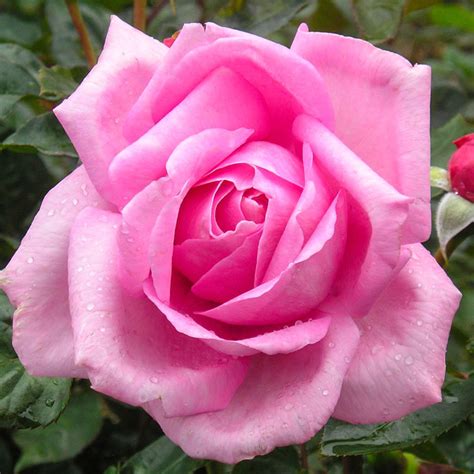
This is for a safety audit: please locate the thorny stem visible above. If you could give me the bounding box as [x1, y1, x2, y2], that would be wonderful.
[134, 0, 147, 31]
[65, 0, 96, 69]
[147, 0, 167, 25]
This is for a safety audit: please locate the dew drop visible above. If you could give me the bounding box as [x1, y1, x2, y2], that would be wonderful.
[294, 320, 303, 326]
[47, 209, 55, 217]
[150, 376, 159, 384]
[405, 356, 414, 366]
[383, 408, 389, 415]
[72, 198, 79, 206]
[81, 184, 88, 196]
[344, 356, 351, 364]
[100, 327, 106, 333]
[408, 268, 414, 274]
[77, 266, 84, 273]
[416, 320, 423, 327]
[284, 403, 293, 411]
[45, 398, 55, 407]
[394, 354, 402, 361]
[86, 303, 95, 311]
[328, 342, 335, 348]
[26, 257, 34, 264]
[417, 283, 422, 289]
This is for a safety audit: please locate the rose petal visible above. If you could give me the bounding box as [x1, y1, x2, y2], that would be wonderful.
[145, 315, 359, 463]
[264, 144, 331, 281]
[198, 192, 347, 326]
[173, 221, 260, 283]
[291, 29, 431, 243]
[191, 231, 262, 303]
[69, 207, 249, 416]
[108, 67, 269, 206]
[127, 25, 334, 150]
[294, 115, 412, 317]
[54, 16, 166, 204]
[118, 128, 252, 294]
[146, 279, 332, 357]
[0, 167, 111, 377]
[333, 244, 461, 423]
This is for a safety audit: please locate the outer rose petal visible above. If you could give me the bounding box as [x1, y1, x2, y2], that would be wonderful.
[126, 24, 334, 149]
[54, 16, 167, 204]
[0, 167, 112, 377]
[68, 207, 249, 417]
[334, 244, 461, 423]
[291, 28, 431, 242]
[145, 316, 359, 464]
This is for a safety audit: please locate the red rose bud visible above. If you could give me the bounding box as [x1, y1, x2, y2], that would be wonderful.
[448, 133, 474, 202]
[163, 30, 180, 47]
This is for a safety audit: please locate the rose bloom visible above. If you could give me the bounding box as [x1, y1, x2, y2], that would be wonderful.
[449, 133, 474, 202]
[0, 17, 460, 463]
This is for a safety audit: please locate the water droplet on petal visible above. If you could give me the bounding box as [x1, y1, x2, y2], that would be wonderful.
[26, 257, 34, 264]
[284, 403, 293, 411]
[72, 198, 78, 206]
[395, 354, 402, 361]
[150, 376, 159, 384]
[405, 356, 414, 366]
[294, 320, 303, 326]
[328, 342, 335, 348]
[86, 303, 95, 311]
[344, 356, 351, 363]
[47, 209, 55, 217]
[45, 399, 55, 407]
[322, 389, 329, 396]
[416, 320, 423, 327]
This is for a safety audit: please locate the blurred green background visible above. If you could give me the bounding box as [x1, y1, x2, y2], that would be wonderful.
[0, 0, 473, 473]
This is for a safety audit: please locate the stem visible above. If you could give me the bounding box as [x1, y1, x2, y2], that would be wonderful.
[343, 455, 363, 474]
[434, 247, 446, 267]
[134, 0, 147, 31]
[147, 0, 167, 24]
[300, 444, 309, 472]
[65, 0, 96, 69]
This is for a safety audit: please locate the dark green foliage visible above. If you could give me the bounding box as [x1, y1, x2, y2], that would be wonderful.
[0, 1, 473, 473]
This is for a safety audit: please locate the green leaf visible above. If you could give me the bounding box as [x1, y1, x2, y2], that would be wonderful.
[39, 66, 78, 101]
[430, 166, 450, 192]
[352, 0, 405, 43]
[117, 436, 205, 474]
[320, 377, 474, 456]
[430, 4, 474, 33]
[0, 13, 42, 47]
[436, 192, 474, 259]
[1, 112, 77, 158]
[233, 447, 300, 474]
[13, 390, 103, 472]
[215, 0, 309, 37]
[431, 115, 474, 168]
[0, 322, 71, 430]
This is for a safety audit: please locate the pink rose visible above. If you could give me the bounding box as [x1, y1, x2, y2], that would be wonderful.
[0, 17, 461, 463]
[448, 133, 474, 202]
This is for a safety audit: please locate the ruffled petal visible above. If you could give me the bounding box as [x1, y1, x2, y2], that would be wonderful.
[68, 207, 249, 416]
[0, 167, 111, 377]
[291, 29, 431, 242]
[294, 115, 412, 317]
[145, 315, 359, 463]
[334, 244, 461, 423]
[108, 67, 268, 206]
[126, 24, 334, 151]
[54, 16, 166, 204]
[118, 128, 252, 294]
[198, 192, 347, 326]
